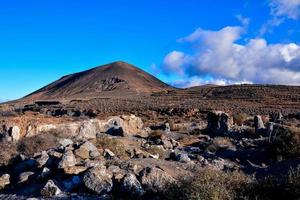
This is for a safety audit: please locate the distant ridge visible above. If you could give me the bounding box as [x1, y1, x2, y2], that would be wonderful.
[23, 61, 173, 101]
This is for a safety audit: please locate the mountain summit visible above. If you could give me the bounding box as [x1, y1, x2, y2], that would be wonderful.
[24, 61, 172, 101]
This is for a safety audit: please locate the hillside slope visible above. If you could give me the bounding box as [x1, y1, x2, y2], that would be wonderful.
[24, 61, 173, 101]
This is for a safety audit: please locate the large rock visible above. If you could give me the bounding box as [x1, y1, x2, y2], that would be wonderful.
[34, 151, 50, 168]
[10, 126, 20, 142]
[64, 166, 87, 175]
[139, 167, 175, 193]
[0, 174, 10, 189]
[75, 141, 100, 160]
[18, 171, 35, 183]
[36, 124, 57, 134]
[58, 150, 77, 169]
[103, 115, 143, 137]
[41, 180, 62, 197]
[83, 167, 113, 195]
[79, 121, 97, 139]
[207, 111, 233, 135]
[58, 138, 74, 147]
[254, 115, 265, 134]
[121, 173, 145, 197]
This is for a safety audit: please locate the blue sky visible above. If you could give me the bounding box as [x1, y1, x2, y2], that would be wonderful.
[0, 0, 300, 100]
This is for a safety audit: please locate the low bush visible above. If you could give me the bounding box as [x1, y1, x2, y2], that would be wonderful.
[148, 130, 164, 140]
[233, 113, 248, 126]
[94, 135, 129, 160]
[17, 133, 60, 156]
[243, 167, 300, 200]
[206, 137, 233, 153]
[267, 126, 300, 161]
[0, 141, 18, 166]
[163, 168, 251, 200]
[163, 167, 300, 200]
[145, 145, 166, 159]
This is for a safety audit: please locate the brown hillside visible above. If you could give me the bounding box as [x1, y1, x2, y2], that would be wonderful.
[23, 61, 173, 101]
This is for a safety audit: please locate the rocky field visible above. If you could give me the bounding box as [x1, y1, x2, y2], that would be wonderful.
[0, 109, 300, 199]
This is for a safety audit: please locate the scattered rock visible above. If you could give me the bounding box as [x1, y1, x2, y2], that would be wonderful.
[58, 150, 77, 169]
[64, 166, 87, 175]
[35, 151, 50, 168]
[207, 111, 232, 135]
[79, 121, 97, 139]
[104, 149, 115, 159]
[254, 115, 265, 132]
[41, 179, 62, 197]
[59, 138, 74, 147]
[0, 174, 10, 189]
[39, 167, 51, 179]
[83, 167, 113, 195]
[175, 153, 191, 163]
[18, 171, 35, 183]
[74, 146, 90, 160]
[10, 126, 20, 142]
[139, 167, 175, 193]
[121, 173, 145, 197]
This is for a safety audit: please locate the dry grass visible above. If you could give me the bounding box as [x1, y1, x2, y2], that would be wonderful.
[163, 168, 252, 200]
[0, 141, 18, 166]
[148, 130, 164, 139]
[233, 113, 248, 126]
[207, 137, 233, 153]
[94, 135, 129, 160]
[268, 126, 300, 161]
[17, 133, 60, 156]
[145, 145, 166, 159]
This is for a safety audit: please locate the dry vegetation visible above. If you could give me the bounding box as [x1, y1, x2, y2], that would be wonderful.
[94, 134, 129, 160]
[233, 113, 248, 126]
[0, 141, 18, 167]
[163, 168, 252, 200]
[17, 133, 60, 156]
[268, 126, 300, 161]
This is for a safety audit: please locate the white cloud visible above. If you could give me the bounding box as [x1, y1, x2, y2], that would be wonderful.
[171, 76, 252, 88]
[163, 25, 300, 86]
[260, 0, 300, 36]
[236, 15, 250, 27]
[270, 0, 300, 19]
[162, 51, 189, 75]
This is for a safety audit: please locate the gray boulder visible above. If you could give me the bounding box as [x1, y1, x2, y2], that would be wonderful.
[207, 111, 232, 135]
[41, 179, 62, 197]
[79, 121, 97, 139]
[139, 167, 175, 193]
[0, 174, 10, 189]
[35, 151, 50, 168]
[59, 138, 74, 147]
[18, 171, 35, 183]
[10, 126, 20, 142]
[58, 150, 77, 169]
[83, 167, 113, 195]
[121, 173, 145, 197]
[175, 153, 191, 163]
[254, 115, 265, 134]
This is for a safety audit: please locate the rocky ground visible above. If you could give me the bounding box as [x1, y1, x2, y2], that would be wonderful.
[0, 109, 299, 199]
